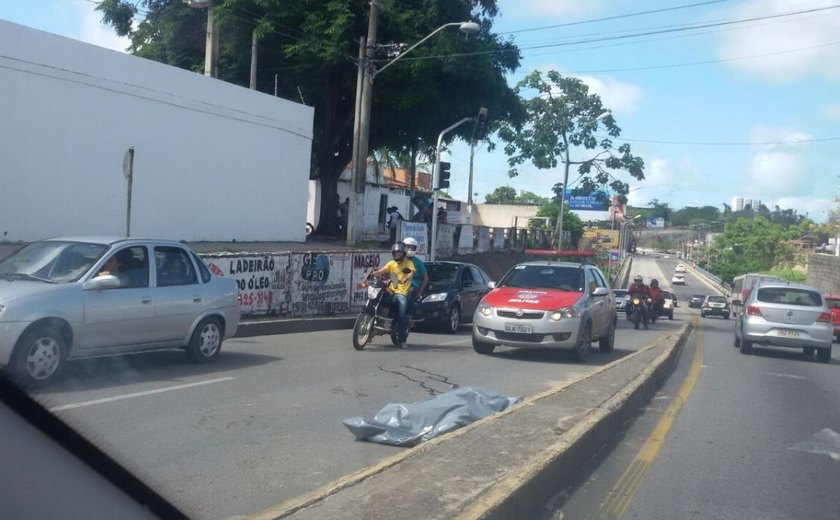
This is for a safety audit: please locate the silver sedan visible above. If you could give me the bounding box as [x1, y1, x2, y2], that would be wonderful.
[0, 237, 240, 386]
[734, 283, 833, 362]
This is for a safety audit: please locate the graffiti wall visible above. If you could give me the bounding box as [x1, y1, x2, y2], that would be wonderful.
[204, 254, 290, 316]
[350, 251, 385, 310]
[289, 252, 353, 316]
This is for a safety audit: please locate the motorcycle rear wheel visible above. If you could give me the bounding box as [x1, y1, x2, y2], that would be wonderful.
[353, 313, 374, 351]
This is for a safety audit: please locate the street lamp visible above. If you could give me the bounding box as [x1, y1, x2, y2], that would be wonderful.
[183, 1, 218, 78]
[346, 7, 480, 246]
[555, 110, 611, 250]
[430, 114, 483, 261]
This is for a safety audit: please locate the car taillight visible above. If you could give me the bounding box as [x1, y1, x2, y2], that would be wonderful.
[817, 312, 831, 323]
[746, 306, 762, 317]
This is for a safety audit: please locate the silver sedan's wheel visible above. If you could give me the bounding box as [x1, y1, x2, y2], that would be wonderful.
[188, 317, 223, 363]
[15, 325, 66, 387]
[573, 324, 592, 362]
[817, 345, 832, 364]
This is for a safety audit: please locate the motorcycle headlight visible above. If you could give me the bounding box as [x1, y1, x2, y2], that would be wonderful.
[478, 302, 493, 317]
[423, 292, 448, 303]
[550, 308, 579, 321]
[367, 286, 382, 299]
[632, 297, 641, 305]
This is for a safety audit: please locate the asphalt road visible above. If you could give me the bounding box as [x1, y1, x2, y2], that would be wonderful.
[26, 261, 682, 520]
[537, 255, 840, 519]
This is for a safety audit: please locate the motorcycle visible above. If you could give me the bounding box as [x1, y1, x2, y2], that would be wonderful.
[352, 269, 422, 350]
[626, 295, 651, 330]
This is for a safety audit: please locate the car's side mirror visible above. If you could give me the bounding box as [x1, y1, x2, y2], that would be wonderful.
[83, 274, 121, 291]
[487, 281, 496, 289]
[592, 287, 610, 296]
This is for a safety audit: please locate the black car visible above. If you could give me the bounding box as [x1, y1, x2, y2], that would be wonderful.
[688, 294, 706, 308]
[416, 261, 493, 333]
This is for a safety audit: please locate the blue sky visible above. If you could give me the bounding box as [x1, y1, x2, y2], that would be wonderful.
[2, 0, 839, 221]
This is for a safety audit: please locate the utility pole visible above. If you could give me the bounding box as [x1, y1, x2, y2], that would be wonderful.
[346, 0, 379, 246]
[250, 28, 258, 89]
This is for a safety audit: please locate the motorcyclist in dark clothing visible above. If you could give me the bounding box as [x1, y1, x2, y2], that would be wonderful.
[627, 275, 651, 328]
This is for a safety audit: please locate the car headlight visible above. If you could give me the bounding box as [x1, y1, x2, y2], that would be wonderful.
[477, 302, 493, 317]
[550, 308, 579, 320]
[423, 292, 448, 303]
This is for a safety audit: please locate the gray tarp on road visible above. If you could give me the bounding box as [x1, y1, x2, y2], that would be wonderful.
[343, 387, 522, 447]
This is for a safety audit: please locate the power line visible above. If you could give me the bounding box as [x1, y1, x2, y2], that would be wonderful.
[381, 4, 840, 64]
[561, 40, 840, 74]
[603, 135, 840, 146]
[499, 0, 733, 35]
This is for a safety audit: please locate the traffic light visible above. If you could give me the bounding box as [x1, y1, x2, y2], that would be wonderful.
[437, 161, 451, 190]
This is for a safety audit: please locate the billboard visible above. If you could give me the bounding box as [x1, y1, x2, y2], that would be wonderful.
[565, 189, 610, 211]
[647, 217, 665, 228]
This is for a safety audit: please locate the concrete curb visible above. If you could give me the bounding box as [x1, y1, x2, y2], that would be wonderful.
[459, 321, 693, 520]
[235, 315, 356, 338]
[249, 322, 694, 520]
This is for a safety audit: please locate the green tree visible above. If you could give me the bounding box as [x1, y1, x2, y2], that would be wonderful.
[96, 0, 524, 234]
[670, 205, 720, 227]
[710, 217, 795, 283]
[647, 199, 672, 223]
[484, 185, 517, 204]
[495, 71, 644, 245]
[515, 190, 547, 205]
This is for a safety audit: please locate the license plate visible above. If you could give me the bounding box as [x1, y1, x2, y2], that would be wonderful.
[777, 329, 800, 337]
[504, 323, 533, 334]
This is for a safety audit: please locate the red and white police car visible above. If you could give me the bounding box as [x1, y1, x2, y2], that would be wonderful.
[472, 261, 617, 361]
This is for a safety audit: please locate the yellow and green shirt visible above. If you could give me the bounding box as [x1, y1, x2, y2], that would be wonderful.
[382, 258, 415, 296]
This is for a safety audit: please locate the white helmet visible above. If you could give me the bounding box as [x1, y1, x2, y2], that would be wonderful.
[402, 237, 418, 257]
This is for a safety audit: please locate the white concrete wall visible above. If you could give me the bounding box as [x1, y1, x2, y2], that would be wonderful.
[0, 21, 313, 242]
[336, 166, 411, 239]
[473, 204, 539, 228]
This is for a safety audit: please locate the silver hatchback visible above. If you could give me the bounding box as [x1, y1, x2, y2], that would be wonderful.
[0, 237, 240, 386]
[734, 283, 833, 362]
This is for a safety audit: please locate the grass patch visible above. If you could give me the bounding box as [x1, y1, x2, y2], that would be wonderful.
[760, 269, 806, 283]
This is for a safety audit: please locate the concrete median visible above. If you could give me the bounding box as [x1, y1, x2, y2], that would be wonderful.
[250, 321, 694, 520]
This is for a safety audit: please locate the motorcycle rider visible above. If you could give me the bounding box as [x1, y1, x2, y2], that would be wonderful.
[371, 243, 416, 348]
[402, 237, 429, 317]
[648, 278, 665, 318]
[627, 275, 651, 329]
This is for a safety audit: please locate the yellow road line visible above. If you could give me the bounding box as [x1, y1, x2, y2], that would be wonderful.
[596, 323, 704, 519]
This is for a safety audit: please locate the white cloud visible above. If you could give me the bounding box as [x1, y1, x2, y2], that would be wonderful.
[749, 125, 813, 146]
[75, 0, 130, 52]
[515, 0, 607, 18]
[574, 75, 644, 114]
[716, 0, 840, 81]
[770, 196, 835, 221]
[822, 103, 840, 120]
[746, 151, 802, 194]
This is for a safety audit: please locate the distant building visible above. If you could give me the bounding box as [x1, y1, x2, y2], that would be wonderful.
[730, 196, 761, 212]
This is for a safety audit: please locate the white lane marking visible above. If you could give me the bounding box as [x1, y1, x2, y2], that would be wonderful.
[765, 372, 807, 380]
[438, 338, 472, 346]
[49, 377, 236, 412]
[789, 428, 840, 461]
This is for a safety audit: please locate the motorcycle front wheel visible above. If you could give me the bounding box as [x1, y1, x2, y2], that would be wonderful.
[353, 313, 374, 351]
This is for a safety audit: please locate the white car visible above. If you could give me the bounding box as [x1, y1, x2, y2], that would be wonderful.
[672, 273, 686, 285]
[0, 237, 240, 386]
[675, 263, 686, 273]
[472, 261, 617, 362]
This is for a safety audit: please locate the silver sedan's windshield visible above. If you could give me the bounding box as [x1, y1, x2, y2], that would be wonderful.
[0, 241, 107, 283]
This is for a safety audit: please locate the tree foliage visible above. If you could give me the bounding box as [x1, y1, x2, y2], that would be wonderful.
[495, 71, 644, 201]
[669, 205, 720, 227]
[484, 185, 517, 204]
[95, 0, 524, 233]
[709, 217, 796, 283]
